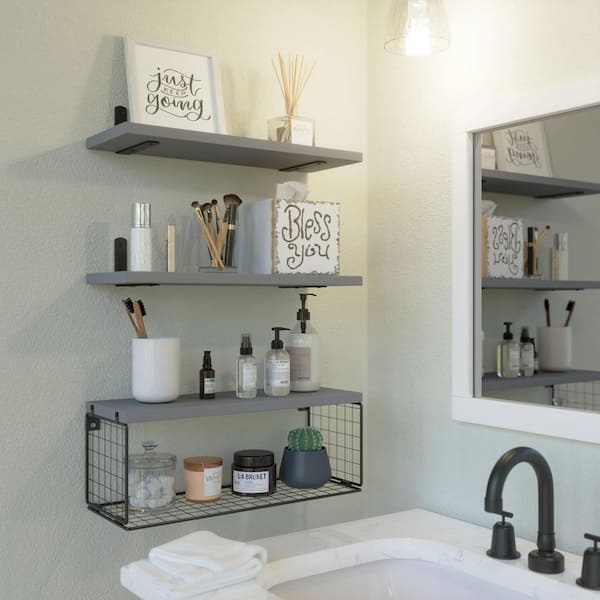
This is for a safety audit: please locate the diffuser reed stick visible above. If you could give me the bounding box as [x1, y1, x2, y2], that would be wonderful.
[271, 52, 315, 117]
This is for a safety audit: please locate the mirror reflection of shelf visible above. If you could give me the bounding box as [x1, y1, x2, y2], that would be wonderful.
[481, 169, 600, 199]
[482, 369, 600, 392]
[482, 278, 600, 290]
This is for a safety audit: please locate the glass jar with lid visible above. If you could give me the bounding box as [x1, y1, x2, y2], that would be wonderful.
[128, 441, 176, 511]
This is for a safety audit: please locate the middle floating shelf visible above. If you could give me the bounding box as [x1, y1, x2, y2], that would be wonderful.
[86, 387, 362, 423]
[86, 272, 362, 287]
[482, 278, 600, 290]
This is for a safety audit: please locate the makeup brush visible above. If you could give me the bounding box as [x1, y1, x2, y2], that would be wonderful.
[223, 194, 243, 267]
[202, 202, 218, 252]
[122, 298, 141, 337]
[564, 300, 576, 327]
[211, 199, 225, 232]
[544, 298, 551, 327]
[534, 225, 551, 248]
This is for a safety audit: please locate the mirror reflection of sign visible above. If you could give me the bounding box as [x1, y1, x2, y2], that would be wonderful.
[274, 200, 340, 275]
[145, 67, 211, 122]
[502, 128, 541, 169]
[487, 216, 523, 279]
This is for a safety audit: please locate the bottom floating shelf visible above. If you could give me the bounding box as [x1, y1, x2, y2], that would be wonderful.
[89, 481, 361, 530]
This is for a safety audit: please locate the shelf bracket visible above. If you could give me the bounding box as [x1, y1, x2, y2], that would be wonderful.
[117, 140, 160, 155]
[86, 414, 101, 432]
[279, 160, 327, 172]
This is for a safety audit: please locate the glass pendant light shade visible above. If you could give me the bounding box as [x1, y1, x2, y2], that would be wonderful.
[384, 0, 450, 56]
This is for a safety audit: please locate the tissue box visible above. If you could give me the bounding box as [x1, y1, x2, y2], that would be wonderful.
[239, 198, 340, 275]
[486, 216, 524, 278]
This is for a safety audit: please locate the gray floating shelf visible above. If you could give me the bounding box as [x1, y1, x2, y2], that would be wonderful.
[86, 122, 362, 172]
[482, 169, 600, 199]
[482, 369, 600, 391]
[86, 271, 362, 287]
[482, 278, 600, 290]
[86, 387, 362, 423]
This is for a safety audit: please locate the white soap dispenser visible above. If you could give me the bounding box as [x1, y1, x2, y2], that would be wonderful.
[264, 327, 290, 397]
[287, 293, 320, 392]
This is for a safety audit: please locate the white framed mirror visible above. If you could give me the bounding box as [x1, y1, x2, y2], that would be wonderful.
[451, 78, 600, 445]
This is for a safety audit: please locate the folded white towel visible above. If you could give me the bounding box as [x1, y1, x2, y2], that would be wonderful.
[148, 531, 268, 582]
[121, 558, 265, 600]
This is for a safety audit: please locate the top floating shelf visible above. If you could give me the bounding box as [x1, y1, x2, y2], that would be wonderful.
[86, 122, 362, 173]
[481, 169, 600, 199]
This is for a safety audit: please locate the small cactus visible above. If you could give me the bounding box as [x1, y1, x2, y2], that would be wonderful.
[287, 427, 323, 452]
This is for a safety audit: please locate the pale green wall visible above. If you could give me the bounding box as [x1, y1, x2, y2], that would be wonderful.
[6, 0, 600, 597]
[368, 0, 600, 554]
[0, 1, 367, 598]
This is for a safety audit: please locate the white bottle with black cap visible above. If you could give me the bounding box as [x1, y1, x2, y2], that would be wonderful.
[130, 202, 152, 271]
[287, 293, 320, 392]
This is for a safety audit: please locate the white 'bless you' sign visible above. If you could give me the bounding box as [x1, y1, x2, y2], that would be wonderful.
[240, 199, 340, 275]
[487, 216, 523, 278]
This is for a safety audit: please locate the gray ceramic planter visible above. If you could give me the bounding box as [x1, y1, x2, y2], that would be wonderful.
[279, 447, 331, 488]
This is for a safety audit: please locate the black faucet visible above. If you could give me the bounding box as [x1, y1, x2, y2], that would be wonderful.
[484, 447, 564, 574]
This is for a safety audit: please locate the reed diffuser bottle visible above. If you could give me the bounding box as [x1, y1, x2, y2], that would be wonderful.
[269, 52, 316, 146]
[236, 334, 257, 399]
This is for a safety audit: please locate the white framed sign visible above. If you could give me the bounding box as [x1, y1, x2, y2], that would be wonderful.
[274, 200, 340, 274]
[492, 122, 552, 176]
[124, 38, 226, 134]
[486, 216, 524, 278]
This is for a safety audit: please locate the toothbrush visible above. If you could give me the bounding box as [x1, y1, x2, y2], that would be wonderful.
[133, 299, 148, 339]
[122, 298, 141, 337]
[544, 298, 551, 327]
[564, 300, 576, 327]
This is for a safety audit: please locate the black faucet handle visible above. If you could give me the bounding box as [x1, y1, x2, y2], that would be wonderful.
[487, 511, 520, 560]
[577, 533, 600, 590]
[584, 533, 600, 549]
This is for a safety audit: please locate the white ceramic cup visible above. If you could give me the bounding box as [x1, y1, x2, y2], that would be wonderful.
[537, 327, 571, 372]
[132, 337, 181, 403]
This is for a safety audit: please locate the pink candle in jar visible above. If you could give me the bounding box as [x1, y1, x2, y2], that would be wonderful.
[183, 456, 223, 502]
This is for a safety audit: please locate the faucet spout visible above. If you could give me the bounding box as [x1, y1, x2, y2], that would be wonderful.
[484, 446, 564, 574]
[485, 447, 555, 552]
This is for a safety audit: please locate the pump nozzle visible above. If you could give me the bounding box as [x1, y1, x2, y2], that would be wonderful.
[271, 327, 290, 349]
[298, 293, 316, 334]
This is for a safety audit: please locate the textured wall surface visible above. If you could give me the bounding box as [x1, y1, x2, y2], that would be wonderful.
[367, 0, 600, 553]
[6, 0, 600, 597]
[0, 1, 367, 597]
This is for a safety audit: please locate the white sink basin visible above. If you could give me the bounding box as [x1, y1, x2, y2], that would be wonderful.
[271, 558, 531, 600]
[258, 538, 586, 600]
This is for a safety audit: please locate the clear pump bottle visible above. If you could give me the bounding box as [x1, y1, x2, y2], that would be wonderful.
[496, 322, 520, 378]
[287, 293, 320, 392]
[265, 327, 290, 397]
[236, 334, 257, 398]
[519, 327, 534, 377]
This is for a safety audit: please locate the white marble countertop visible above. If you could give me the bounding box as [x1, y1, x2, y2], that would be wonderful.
[122, 509, 593, 599]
